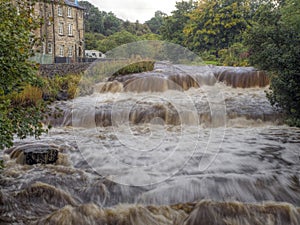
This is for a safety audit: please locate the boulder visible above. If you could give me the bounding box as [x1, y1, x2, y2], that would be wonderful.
[9, 144, 59, 165]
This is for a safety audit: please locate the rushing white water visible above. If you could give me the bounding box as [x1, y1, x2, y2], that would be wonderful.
[0, 63, 299, 225]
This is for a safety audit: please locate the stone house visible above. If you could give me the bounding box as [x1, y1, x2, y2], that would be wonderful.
[33, 0, 85, 63]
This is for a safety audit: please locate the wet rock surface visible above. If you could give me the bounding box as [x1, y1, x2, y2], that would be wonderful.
[7, 144, 59, 165]
[105, 63, 269, 91]
[0, 63, 299, 224]
[184, 201, 300, 225]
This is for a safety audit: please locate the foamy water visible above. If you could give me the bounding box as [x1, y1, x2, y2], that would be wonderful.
[0, 63, 299, 224]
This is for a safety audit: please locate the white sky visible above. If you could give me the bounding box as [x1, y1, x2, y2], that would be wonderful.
[86, 0, 179, 23]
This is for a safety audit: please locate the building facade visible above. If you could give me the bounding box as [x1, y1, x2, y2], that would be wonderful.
[34, 0, 85, 63]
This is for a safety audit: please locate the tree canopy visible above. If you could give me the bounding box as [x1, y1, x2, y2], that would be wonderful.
[184, 0, 251, 56]
[0, 0, 48, 149]
[244, 0, 300, 126]
[79, 1, 122, 36]
[160, 0, 196, 45]
[145, 11, 167, 34]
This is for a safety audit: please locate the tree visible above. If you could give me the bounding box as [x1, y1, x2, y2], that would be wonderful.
[79, 1, 104, 33]
[103, 12, 123, 36]
[244, 0, 300, 126]
[160, 0, 196, 45]
[0, 0, 48, 149]
[184, 0, 251, 56]
[145, 11, 167, 34]
[79, 1, 122, 35]
[97, 31, 139, 53]
[122, 20, 151, 36]
[85, 32, 105, 50]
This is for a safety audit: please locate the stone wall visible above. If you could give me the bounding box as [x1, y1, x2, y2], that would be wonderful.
[39, 63, 92, 77]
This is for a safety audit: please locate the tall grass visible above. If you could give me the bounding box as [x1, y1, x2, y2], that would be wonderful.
[42, 74, 81, 100]
[12, 84, 43, 106]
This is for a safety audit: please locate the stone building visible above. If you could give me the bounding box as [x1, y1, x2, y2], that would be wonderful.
[33, 0, 85, 63]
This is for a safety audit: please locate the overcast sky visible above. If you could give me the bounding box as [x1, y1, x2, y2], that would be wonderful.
[87, 0, 179, 23]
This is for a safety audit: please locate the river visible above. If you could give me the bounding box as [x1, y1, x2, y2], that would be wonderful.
[1, 62, 300, 225]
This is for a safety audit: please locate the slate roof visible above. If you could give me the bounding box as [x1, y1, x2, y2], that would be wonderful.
[64, 0, 85, 10]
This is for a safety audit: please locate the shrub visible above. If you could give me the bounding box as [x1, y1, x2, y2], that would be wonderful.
[244, 0, 300, 126]
[113, 60, 155, 76]
[42, 74, 82, 101]
[218, 43, 249, 67]
[11, 84, 43, 106]
[0, 0, 48, 150]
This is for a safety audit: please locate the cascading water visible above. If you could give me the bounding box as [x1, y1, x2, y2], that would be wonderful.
[0, 62, 299, 225]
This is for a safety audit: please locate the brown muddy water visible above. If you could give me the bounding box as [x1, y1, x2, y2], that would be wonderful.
[1, 63, 300, 225]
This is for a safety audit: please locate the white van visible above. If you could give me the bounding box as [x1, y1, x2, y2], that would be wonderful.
[85, 50, 106, 59]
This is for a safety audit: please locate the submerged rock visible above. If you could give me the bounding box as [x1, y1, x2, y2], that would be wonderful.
[33, 200, 300, 225]
[8, 144, 59, 165]
[35, 203, 188, 225]
[101, 63, 269, 94]
[184, 200, 300, 225]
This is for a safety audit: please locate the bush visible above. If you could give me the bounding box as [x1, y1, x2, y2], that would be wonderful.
[266, 71, 300, 127]
[11, 84, 43, 106]
[244, 0, 300, 126]
[0, 0, 48, 150]
[42, 74, 82, 101]
[218, 43, 249, 67]
[199, 51, 217, 62]
[112, 61, 155, 76]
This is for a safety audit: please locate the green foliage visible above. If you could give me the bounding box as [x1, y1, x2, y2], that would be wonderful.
[122, 20, 151, 36]
[112, 61, 155, 77]
[85, 32, 105, 50]
[0, 0, 49, 150]
[79, 1, 103, 33]
[184, 0, 251, 56]
[81, 1, 159, 52]
[244, 0, 300, 126]
[199, 51, 217, 61]
[103, 12, 124, 35]
[42, 74, 82, 101]
[218, 43, 249, 66]
[160, 0, 196, 45]
[139, 33, 161, 41]
[0, 0, 40, 95]
[97, 31, 139, 53]
[82, 58, 156, 86]
[79, 1, 122, 36]
[204, 61, 221, 66]
[80, 0, 153, 51]
[11, 84, 43, 106]
[85, 31, 161, 53]
[0, 159, 4, 169]
[145, 11, 167, 34]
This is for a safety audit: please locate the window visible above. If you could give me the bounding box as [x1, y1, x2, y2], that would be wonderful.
[79, 47, 82, 57]
[47, 12, 52, 25]
[42, 42, 46, 54]
[59, 22, 64, 35]
[48, 43, 52, 54]
[59, 45, 64, 57]
[68, 46, 73, 57]
[67, 7, 72, 17]
[58, 6, 63, 16]
[68, 24, 73, 36]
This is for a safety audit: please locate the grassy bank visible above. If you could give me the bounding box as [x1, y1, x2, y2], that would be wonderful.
[13, 60, 156, 104]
